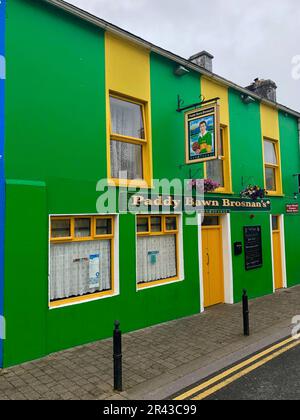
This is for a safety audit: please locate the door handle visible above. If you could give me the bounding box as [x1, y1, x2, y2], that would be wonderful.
[207, 253, 210, 266]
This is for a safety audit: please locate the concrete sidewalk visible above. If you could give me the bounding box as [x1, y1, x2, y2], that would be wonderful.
[0, 286, 300, 400]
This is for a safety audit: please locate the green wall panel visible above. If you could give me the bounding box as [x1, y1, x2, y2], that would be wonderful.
[230, 213, 273, 302]
[150, 53, 203, 184]
[278, 112, 300, 287]
[228, 89, 264, 194]
[4, 182, 48, 366]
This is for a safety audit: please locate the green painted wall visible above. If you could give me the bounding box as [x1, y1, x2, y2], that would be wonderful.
[278, 112, 300, 287]
[150, 53, 204, 184]
[229, 89, 265, 193]
[229, 89, 273, 301]
[3, 0, 202, 367]
[3, 0, 300, 367]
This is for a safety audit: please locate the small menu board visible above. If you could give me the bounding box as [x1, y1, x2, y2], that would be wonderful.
[244, 226, 263, 271]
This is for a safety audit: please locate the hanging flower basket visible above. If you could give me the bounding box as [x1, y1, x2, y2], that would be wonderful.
[188, 179, 220, 194]
[240, 185, 267, 201]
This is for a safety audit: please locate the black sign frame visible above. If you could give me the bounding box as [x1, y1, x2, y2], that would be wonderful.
[244, 226, 263, 271]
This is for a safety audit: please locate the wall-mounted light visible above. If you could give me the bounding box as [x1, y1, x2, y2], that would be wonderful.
[174, 65, 190, 77]
[241, 94, 256, 105]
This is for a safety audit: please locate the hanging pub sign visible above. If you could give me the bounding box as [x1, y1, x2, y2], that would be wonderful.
[185, 102, 220, 165]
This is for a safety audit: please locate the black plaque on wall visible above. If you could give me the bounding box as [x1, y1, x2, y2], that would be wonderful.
[244, 226, 263, 271]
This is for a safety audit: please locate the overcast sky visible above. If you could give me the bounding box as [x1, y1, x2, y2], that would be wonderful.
[68, 0, 300, 111]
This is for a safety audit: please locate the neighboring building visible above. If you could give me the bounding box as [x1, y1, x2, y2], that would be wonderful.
[0, 0, 300, 367]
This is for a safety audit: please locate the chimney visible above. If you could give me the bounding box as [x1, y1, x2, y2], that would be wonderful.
[246, 78, 277, 102]
[189, 51, 214, 72]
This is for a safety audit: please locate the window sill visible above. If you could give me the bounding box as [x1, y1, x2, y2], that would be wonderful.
[137, 276, 183, 291]
[266, 192, 284, 197]
[49, 290, 115, 309]
[107, 178, 153, 189]
[206, 189, 234, 195]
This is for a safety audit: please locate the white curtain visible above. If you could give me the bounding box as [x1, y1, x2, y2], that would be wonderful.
[110, 96, 144, 139]
[110, 140, 143, 180]
[50, 240, 111, 302]
[206, 159, 224, 186]
[137, 235, 177, 284]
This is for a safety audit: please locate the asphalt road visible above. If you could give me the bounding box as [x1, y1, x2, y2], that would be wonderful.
[207, 344, 300, 400]
[173, 337, 300, 401]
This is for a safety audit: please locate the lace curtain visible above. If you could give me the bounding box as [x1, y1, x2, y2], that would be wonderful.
[110, 140, 143, 180]
[50, 240, 111, 301]
[137, 235, 177, 284]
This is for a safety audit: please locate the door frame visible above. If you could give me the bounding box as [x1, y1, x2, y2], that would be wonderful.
[270, 214, 287, 291]
[198, 213, 234, 313]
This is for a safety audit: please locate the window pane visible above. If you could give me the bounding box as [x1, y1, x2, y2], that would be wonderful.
[264, 141, 277, 165]
[137, 217, 149, 233]
[166, 217, 177, 231]
[50, 240, 111, 302]
[110, 96, 145, 139]
[202, 216, 220, 226]
[96, 218, 112, 236]
[75, 218, 91, 238]
[51, 219, 71, 238]
[151, 216, 162, 232]
[137, 235, 177, 284]
[265, 167, 276, 191]
[272, 216, 279, 231]
[110, 140, 143, 180]
[206, 159, 224, 187]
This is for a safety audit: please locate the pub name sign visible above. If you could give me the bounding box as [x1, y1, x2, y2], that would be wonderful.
[120, 193, 271, 213]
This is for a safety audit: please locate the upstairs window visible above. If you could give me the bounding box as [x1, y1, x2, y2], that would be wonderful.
[109, 95, 151, 185]
[264, 138, 282, 194]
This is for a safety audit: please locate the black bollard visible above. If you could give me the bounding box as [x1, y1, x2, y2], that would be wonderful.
[242, 289, 250, 336]
[113, 320, 123, 392]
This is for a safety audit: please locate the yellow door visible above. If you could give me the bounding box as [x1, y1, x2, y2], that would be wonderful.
[272, 216, 283, 290]
[202, 217, 224, 308]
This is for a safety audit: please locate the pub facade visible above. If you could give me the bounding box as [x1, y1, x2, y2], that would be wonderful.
[0, 0, 300, 367]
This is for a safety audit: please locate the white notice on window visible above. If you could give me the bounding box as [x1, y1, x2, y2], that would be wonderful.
[89, 254, 100, 289]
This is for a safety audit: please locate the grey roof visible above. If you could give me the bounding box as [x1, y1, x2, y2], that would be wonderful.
[42, 0, 300, 118]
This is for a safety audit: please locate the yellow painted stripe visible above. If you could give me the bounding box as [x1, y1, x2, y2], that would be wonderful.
[174, 336, 296, 400]
[192, 339, 300, 400]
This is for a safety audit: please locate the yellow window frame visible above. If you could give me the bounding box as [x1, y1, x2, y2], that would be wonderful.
[263, 138, 283, 196]
[50, 215, 115, 308]
[107, 92, 153, 189]
[204, 126, 232, 194]
[136, 215, 180, 289]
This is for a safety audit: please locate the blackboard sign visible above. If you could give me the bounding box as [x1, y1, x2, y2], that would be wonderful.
[244, 226, 263, 271]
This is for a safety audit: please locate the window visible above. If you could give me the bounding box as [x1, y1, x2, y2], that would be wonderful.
[263, 138, 282, 194]
[202, 216, 220, 226]
[272, 216, 279, 231]
[136, 215, 180, 288]
[109, 94, 151, 186]
[206, 127, 231, 193]
[49, 216, 114, 308]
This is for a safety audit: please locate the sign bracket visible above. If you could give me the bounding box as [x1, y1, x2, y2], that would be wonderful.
[177, 95, 220, 113]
